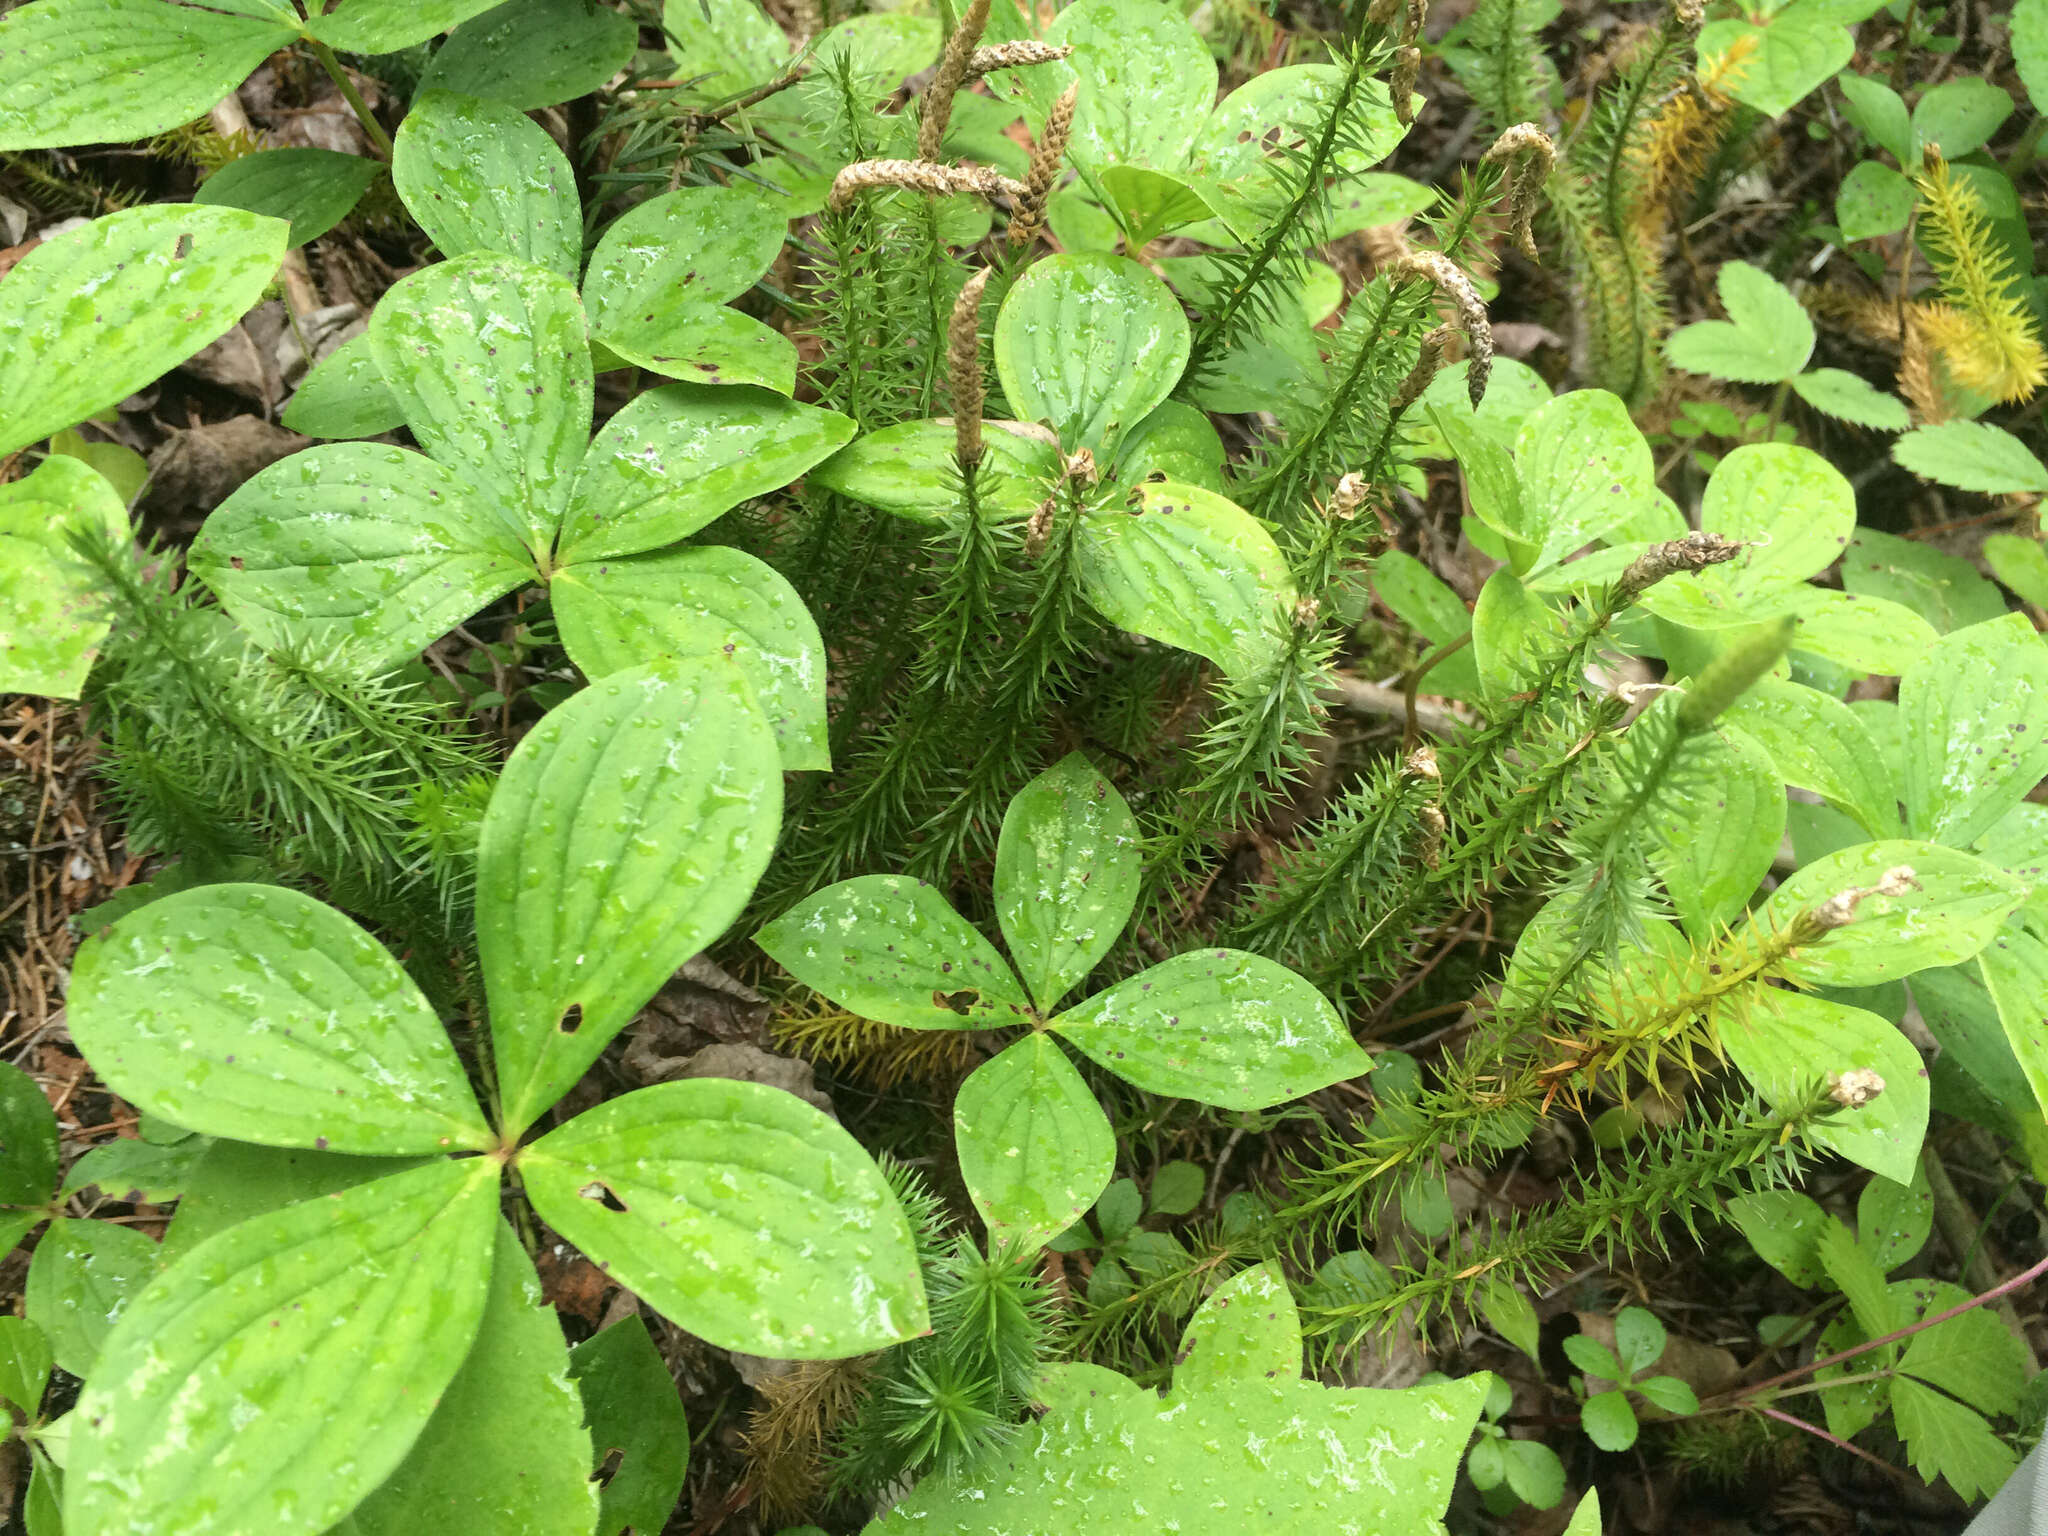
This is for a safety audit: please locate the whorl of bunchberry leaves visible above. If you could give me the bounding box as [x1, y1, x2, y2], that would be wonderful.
[1390, 251, 1494, 407]
[1390, 45, 1422, 126]
[1481, 123, 1555, 262]
[964, 40, 1073, 80]
[828, 159, 1028, 213]
[949, 267, 992, 468]
[1674, 614, 1795, 734]
[1009, 84, 1078, 252]
[1389, 324, 1456, 416]
[1614, 530, 1741, 599]
[918, 0, 993, 162]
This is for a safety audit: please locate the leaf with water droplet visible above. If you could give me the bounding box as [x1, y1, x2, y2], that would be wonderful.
[65, 1158, 498, 1536]
[995, 753, 1141, 1011]
[567, 1315, 689, 1536]
[393, 91, 582, 279]
[23, 1216, 157, 1380]
[955, 1034, 1114, 1251]
[482, 660, 782, 1135]
[809, 419, 1059, 524]
[555, 544, 830, 771]
[525, 1079, 928, 1357]
[69, 883, 495, 1155]
[1171, 1262, 1302, 1393]
[414, 0, 638, 109]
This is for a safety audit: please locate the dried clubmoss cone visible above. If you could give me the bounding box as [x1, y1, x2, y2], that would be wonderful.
[1390, 45, 1421, 126]
[917, 0, 993, 161]
[1390, 251, 1494, 408]
[1615, 530, 1741, 598]
[1482, 123, 1555, 262]
[949, 267, 993, 467]
[1390, 325, 1456, 416]
[965, 40, 1072, 79]
[1010, 83, 1077, 251]
[828, 159, 1028, 212]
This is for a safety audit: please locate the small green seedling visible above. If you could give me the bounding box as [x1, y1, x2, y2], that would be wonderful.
[1564, 1306, 1701, 1451]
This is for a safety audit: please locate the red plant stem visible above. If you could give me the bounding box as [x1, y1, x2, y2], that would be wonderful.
[1730, 1249, 2048, 1404]
[1757, 1406, 1912, 1481]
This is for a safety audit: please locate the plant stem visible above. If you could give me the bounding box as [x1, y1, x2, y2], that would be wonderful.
[306, 40, 394, 160]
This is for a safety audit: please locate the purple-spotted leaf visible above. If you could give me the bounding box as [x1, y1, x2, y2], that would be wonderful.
[522, 1079, 928, 1358]
[64, 1159, 498, 1536]
[480, 661, 782, 1136]
[1171, 1263, 1302, 1394]
[392, 91, 581, 278]
[954, 1035, 1114, 1250]
[1051, 950, 1367, 1109]
[69, 884, 493, 1155]
[756, 874, 1032, 1031]
[1900, 614, 2048, 850]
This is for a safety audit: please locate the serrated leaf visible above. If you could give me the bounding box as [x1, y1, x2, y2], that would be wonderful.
[809, 419, 1059, 523]
[1897, 1277, 2030, 1418]
[0, 0, 296, 151]
[194, 147, 382, 249]
[480, 661, 782, 1135]
[392, 91, 581, 277]
[0, 203, 288, 458]
[955, 1035, 1114, 1250]
[1578, 1389, 1639, 1451]
[525, 1078, 927, 1356]
[0, 454, 127, 697]
[282, 332, 406, 438]
[1834, 160, 1915, 242]
[1052, 949, 1368, 1110]
[70, 884, 492, 1154]
[1075, 479, 1295, 676]
[369, 253, 592, 560]
[1791, 366, 1910, 429]
[1723, 678, 1897, 836]
[1814, 1311, 1888, 1439]
[1890, 1376, 2017, 1502]
[1666, 262, 1814, 384]
[24, 1217, 157, 1379]
[305, 0, 502, 51]
[1894, 421, 2048, 495]
[1723, 988, 1928, 1182]
[756, 874, 1032, 1031]
[0, 1315, 51, 1420]
[568, 1317, 689, 1536]
[870, 1366, 1484, 1534]
[583, 185, 791, 387]
[554, 544, 829, 771]
[993, 253, 1189, 458]
[1758, 840, 2025, 986]
[1727, 1189, 1834, 1286]
[344, 1223, 598, 1536]
[190, 443, 532, 669]
[1172, 1263, 1302, 1393]
[0, 1062, 57, 1220]
[1901, 614, 2048, 849]
[555, 382, 854, 563]
[994, 753, 1141, 1010]
[64, 1159, 498, 1536]
[416, 0, 638, 109]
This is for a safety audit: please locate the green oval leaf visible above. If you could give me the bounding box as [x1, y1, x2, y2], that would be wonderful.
[0, 0, 296, 152]
[0, 1060, 57, 1223]
[480, 661, 782, 1135]
[1076, 479, 1294, 676]
[1512, 389, 1659, 572]
[1789, 367, 1910, 430]
[555, 544, 829, 771]
[993, 253, 1190, 457]
[659, 0, 787, 102]
[756, 874, 1033, 1031]
[368, 253, 592, 560]
[306, 0, 503, 51]
[567, 1317, 690, 1536]
[524, 1079, 929, 1357]
[0, 453, 127, 697]
[416, 0, 637, 109]
[954, 1034, 1115, 1251]
[24, 1217, 157, 1379]
[0, 1315, 51, 1421]
[1191, 64, 1404, 237]
[0, 203, 288, 458]
[995, 753, 1141, 1011]
[1052, 950, 1368, 1110]
[1900, 614, 2048, 848]
[1834, 160, 1915, 243]
[808, 419, 1058, 523]
[1723, 678, 1897, 836]
[556, 381, 854, 563]
[1172, 1263, 1302, 1394]
[65, 1159, 498, 1536]
[70, 884, 494, 1154]
[1724, 988, 1928, 1182]
[1029, 0, 1215, 175]
[194, 147, 382, 249]
[1758, 840, 2025, 987]
[392, 90, 581, 277]
[343, 1222, 598, 1536]
[281, 332, 406, 439]
[190, 443, 532, 669]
